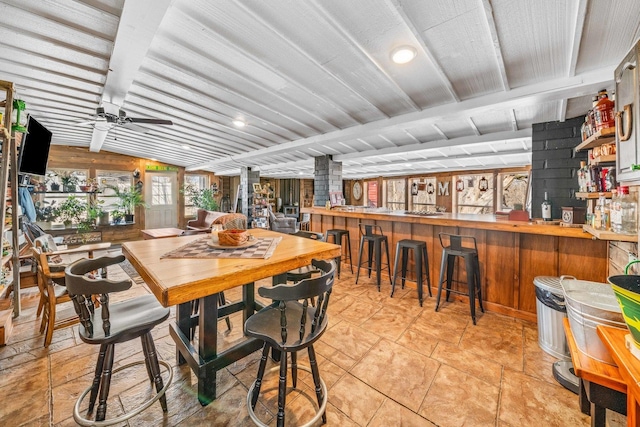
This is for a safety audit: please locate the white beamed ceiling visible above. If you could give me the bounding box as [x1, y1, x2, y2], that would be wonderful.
[1, 0, 639, 179]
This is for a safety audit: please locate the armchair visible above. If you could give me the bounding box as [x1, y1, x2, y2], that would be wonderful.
[267, 205, 298, 234]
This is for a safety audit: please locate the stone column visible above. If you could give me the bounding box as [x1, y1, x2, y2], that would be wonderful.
[314, 155, 342, 206]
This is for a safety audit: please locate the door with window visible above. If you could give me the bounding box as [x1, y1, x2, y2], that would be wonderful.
[144, 172, 178, 229]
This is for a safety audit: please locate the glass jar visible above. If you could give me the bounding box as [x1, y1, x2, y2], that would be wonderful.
[611, 189, 622, 233]
[620, 186, 638, 234]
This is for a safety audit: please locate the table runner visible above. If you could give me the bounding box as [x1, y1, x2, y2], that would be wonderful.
[161, 236, 282, 259]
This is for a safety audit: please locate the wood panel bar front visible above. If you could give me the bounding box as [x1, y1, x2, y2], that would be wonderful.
[303, 207, 608, 322]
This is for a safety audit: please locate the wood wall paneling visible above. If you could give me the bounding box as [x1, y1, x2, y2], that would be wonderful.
[483, 230, 516, 308]
[519, 234, 558, 314]
[558, 237, 608, 282]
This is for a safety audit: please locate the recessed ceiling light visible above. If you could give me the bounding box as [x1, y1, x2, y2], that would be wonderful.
[232, 119, 246, 128]
[150, 158, 157, 161]
[298, 171, 304, 175]
[182, 144, 190, 150]
[391, 46, 417, 64]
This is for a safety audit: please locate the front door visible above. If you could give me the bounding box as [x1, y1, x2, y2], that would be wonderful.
[144, 171, 178, 229]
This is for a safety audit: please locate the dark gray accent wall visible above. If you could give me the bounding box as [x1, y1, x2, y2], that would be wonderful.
[531, 116, 587, 220]
[240, 166, 260, 218]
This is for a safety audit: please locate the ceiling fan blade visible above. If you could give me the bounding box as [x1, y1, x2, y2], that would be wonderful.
[120, 122, 150, 133]
[128, 118, 173, 125]
[76, 120, 95, 126]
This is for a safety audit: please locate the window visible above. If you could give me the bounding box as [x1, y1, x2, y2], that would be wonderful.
[364, 180, 378, 207]
[408, 177, 436, 211]
[151, 175, 173, 206]
[42, 169, 89, 217]
[383, 178, 406, 211]
[455, 173, 495, 214]
[96, 170, 132, 212]
[184, 174, 209, 217]
[499, 172, 530, 211]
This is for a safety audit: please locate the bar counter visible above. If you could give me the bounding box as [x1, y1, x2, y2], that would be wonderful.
[302, 207, 608, 322]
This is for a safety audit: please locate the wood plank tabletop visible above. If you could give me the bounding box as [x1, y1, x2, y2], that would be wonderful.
[564, 318, 626, 394]
[122, 228, 341, 307]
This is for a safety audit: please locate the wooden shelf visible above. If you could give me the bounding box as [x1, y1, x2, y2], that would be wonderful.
[591, 154, 616, 165]
[575, 192, 613, 199]
[575, 127, 616, 152]
[1, 251, 12, 266]
[583, 225, 638, 242]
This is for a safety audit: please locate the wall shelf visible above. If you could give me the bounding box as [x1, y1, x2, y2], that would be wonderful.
[591, 154, 616, 165]
[583, 225, 638, 242]
[575, 192, 613, 199]
[574, 127, 616, 152]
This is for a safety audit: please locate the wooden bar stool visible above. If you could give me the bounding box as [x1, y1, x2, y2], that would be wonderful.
[324, 229, 353, 278]
[435, 233, 484, 324]
[355, 223, 391, 291]
[391, 239, 431, 306]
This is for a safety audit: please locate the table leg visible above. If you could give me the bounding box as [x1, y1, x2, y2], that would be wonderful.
[198, 293, 218, 405]
[176, 302, 191, 365]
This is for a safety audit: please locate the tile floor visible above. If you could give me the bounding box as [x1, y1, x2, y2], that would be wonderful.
[0, 254, 626, 426]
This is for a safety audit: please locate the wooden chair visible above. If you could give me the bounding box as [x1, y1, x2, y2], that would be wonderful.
[285, 231, 326, 282]
[245, 259, 336, 427]
[31, 238, 111, 347]
[65, 255, 172, 425]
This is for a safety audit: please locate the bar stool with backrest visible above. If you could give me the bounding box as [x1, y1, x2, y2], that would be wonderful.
[324, 228, 353, 278]
[391, 238, 431, 306]
[285, 231, 326, 282]
[355, 223, 391, 291]
[435, 233, 484, 324]
[64, 255, 172, 425]
[245, 259, 336, 427]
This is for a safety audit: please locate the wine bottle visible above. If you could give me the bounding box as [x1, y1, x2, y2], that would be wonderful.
[542, 192, 552, 221]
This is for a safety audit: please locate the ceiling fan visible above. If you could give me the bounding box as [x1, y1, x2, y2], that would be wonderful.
[79, 106, 173, 134]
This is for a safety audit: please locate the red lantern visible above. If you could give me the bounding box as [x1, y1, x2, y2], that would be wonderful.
[456, 179, 464, 192]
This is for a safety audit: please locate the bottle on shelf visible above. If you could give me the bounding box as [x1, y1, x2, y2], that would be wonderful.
[594, 89, 615, 132]
[620, 186, 638, 234]
[593, 194, 604, 229]
[611, 188, 622, 233]
[542, 192, 552, 221]
[577, 161, 589, 192]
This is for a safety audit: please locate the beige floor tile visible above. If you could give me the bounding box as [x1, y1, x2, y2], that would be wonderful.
[431, 340, 503, 387]
[359, 305, 415, 341]
[320, 320, 381, 360]
[499, 368, 589, 426]
[419, 364, 500, 426]
[459, 321, 524, 369]
[369, 398, 436, 427]
[351, 339, 439, 412]
[395, 326, 439, 357]
[328, 373, 386, 425]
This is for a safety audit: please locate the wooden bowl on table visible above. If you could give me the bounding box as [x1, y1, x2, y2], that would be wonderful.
[218, 229, 250, 246]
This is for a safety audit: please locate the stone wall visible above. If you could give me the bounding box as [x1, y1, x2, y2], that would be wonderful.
[314, 155, 342, 206]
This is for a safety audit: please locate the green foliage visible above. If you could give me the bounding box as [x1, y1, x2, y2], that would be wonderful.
[35, 200, 58, 222]
[57, 195, 86, 225]
[182, 184, 219, 211]
[107, 185, 146, 215]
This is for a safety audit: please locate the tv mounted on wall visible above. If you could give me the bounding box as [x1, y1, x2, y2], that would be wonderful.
[19, 116, 52, 177]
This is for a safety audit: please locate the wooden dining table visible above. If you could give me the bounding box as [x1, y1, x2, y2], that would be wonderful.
[121, 228, 341, 405]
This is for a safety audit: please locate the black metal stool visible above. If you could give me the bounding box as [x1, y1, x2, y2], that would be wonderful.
[391, 239, 431, 306]
[355, 223, 391, 291]
[324, 229, 353, 278]
[435, 233, 484, 324]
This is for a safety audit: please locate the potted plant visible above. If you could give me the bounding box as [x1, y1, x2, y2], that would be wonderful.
[46, 172, 60, 192]
[182, 184, 219, 211]
[57, 195, 86, 227]
[107, 185, 146, 223]
[34, 200, 58, 228]
[110, 209, 124, 225]
[60, 171, 79, 192]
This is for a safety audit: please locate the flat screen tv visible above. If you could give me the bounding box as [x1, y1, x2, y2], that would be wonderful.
[19, 116, 52, 176]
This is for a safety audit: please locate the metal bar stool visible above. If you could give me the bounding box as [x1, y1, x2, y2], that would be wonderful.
[324, 229, 353, 278]
[435, 233, 484, 324]
[355, 223, 391, 291]
[391, 239, 431, 306]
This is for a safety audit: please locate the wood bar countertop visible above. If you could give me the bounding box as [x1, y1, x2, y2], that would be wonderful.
[301, 207, 591, 239]
[303, 206, 608, 322]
